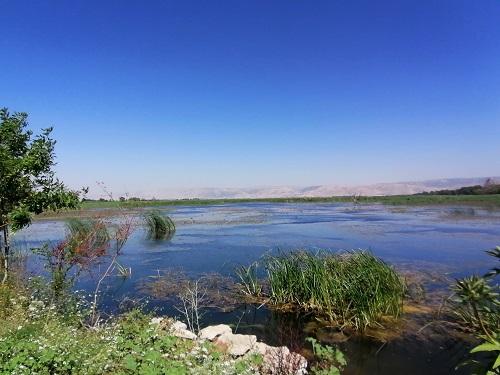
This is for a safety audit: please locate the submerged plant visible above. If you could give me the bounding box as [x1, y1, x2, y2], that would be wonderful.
[116, 261, 132, 278]
[264, 250, 405, 330]
[144, 210, 175, 240]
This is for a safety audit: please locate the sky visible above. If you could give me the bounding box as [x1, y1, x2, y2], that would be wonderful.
[1, 0, 499, 196]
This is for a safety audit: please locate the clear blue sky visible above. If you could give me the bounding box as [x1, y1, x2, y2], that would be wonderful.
[1, 1, 499, 195]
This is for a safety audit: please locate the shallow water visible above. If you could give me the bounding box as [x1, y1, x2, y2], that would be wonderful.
[15, 202, 500, 374]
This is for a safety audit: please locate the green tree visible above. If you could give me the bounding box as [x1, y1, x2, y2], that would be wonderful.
[0, 108, 83, 283]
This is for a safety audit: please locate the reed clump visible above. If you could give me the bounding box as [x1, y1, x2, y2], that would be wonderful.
[264, 250, 406, 330]
[66, 218, 110, 250]
[144, 210, 176, 240]
[235, 262, 262, 297]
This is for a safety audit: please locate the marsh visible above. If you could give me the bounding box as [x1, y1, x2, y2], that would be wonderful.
[16, 202, 500, 374]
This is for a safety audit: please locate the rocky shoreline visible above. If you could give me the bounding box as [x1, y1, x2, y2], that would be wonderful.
[151, 318, 308, 374]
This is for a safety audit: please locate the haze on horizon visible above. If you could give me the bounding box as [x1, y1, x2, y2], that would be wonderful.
[1, 0, 499, 197]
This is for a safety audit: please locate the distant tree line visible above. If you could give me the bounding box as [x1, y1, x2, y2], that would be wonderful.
[417, 179, 500, 195]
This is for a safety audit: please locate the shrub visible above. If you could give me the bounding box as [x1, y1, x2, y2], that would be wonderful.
[452, 246, 500, 374]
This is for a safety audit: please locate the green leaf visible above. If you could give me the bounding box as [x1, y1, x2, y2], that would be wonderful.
[124, 354, 137, 370]
[470, 342, 500, 353]
[493, 353, 500, 369]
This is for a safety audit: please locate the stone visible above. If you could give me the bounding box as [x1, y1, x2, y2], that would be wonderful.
[171, 321, 188, 331]
[170, 321, 197, 340]
[215, 332, 257, 356]
[198, 324, 232, 340]
[249, 341, 269, 355]
[260, 345, 308, 375]
[150, 317, 164, 325]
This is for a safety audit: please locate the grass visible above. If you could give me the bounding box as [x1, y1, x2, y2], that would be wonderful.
[263, 250, 406, 330]
[79, 194, 500, 208]
[66, 218, 110, 248]
[34, 194, 500, 220]
[235, 262, 262, 297]
[143, 210, 176, 240]
[0, 280, 262, 375]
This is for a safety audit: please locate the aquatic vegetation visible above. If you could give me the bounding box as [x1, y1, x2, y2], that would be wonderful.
[139, 270, 241, 312]
[306, 337, 347, 375]
[468, 338, 500, 374]
[66, 218, 110, 252]
[116, 261, 132, 278]
[73, 194, 500, 212]
[143, 210, 176, 240]
[452, 246, 500, 374]
[235, 262, 262, 297]
[264, 250, 406, 330]
[34, 218, 110, 297]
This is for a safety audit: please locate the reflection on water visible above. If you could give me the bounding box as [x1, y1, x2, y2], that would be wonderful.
[16, 202, 500, 374]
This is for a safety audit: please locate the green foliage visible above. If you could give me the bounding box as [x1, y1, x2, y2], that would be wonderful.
[79, 194, 500, 210]
[453, 276, 499, 337]
[418, 183, 500, 196]
[453, 246, 500, 374]
[0, 283, 262, 375]
[0, 107, 82, 232]
[264, 250, 405, 329]
[306, 337, 347, 375]
[485, 247, 500, 278]
[469, 338, 500, 374]
[66, 218, 110, 248]
[235, 262, 262, 297]
[34, 218, 111, 298]
[144, 210, 176, 240]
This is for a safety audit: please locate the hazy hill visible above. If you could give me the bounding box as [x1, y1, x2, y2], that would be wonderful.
[116, 176, 500, 200]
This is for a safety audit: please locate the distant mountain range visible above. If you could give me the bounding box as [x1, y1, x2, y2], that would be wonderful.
[115, 176, 500, 200]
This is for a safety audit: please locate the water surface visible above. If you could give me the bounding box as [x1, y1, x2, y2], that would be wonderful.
[17, 202, 500, 374]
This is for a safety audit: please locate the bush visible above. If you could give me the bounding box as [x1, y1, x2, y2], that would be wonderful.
[452, 246, 500, 374]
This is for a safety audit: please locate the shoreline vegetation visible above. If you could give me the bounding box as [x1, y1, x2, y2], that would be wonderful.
[2, 108, 498, 373]
[34, 194, 500, 220]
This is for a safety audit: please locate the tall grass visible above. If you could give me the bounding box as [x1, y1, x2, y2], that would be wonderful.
[66, 218, 110, 249]
[235, 262, 262, 297]
[265, 250, 405, 330]
[144, 210, 175, 240]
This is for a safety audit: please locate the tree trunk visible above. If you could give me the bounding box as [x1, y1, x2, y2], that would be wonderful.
[2, 225, 9, 284]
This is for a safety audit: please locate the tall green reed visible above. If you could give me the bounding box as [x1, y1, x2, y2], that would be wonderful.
[143, 210, 176, 240]
[265, 250, 405, 330]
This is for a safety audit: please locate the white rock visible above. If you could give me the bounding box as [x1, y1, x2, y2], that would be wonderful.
[249, 341, 270, 355]
[261, 346, 308, 375]
[171, 321, 188, 331]
[198, 324, 232, 340]
[173, 329, 197, 340]
[169, 321, 197, 340]
[150, 317, 163, 325]
[216, 332, 257, 356]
